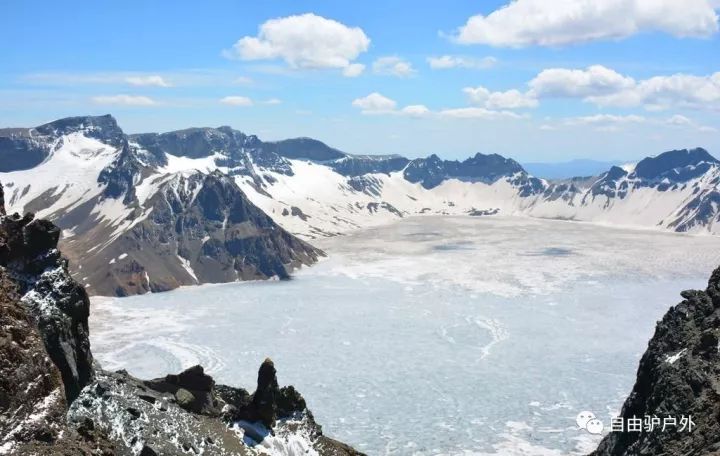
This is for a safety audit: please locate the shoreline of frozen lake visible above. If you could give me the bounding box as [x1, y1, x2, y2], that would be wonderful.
[90, 216, 720, 455]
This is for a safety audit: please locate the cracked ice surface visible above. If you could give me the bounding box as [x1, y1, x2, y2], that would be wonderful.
[90, 216, 720, 455]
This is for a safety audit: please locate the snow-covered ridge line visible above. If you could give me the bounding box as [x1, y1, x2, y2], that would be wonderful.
[1, 115, 719, 295]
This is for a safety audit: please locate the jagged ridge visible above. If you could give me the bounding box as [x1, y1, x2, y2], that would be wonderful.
[591, 266, 720, 455]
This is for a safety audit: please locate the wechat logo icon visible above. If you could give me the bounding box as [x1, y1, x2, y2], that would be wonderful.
[577, 411, 604, 435]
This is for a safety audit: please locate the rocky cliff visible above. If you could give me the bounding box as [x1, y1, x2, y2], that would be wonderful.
[591, 266, 720, 455]
[0, 182, 362, 455]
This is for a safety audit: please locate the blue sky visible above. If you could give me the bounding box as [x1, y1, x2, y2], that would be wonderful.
[1, 0, 719, 161]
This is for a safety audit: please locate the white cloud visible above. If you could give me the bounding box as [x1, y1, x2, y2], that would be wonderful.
[400, 105, 431, 117]
[664, 114, 718, 132]
[438, 107, 523, 119]
[529, 66, 720, 110]
[427, 55, 497, 70]
[587, 72, 720, 110]
[220, 96, 254, 106]
[464, 86, 538, 109]
[455, 0, 719, 47]
[91, 95, 156, 106]
[224, 13, 370, 75]
[529, 65, 635, 98]
[372, 57, 416, 77]
[342, 63, 366, 77]
[263, 98, 282, 105]
[352, 93, 526, 120]
[125, 75, 171, 87]
[351, 92, 397, 114]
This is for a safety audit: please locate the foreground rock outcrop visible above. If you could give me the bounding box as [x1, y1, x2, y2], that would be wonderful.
[0, 181, 361, 455]
[591, 266, 720, 455]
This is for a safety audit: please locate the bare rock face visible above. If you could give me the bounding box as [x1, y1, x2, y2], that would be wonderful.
[591, 266, 720, 456]
[0, 210, 93, 403]
[0, 185, 113, 454]
[69, 171, 323, 297]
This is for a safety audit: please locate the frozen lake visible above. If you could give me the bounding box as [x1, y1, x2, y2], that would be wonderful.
[90, 216, 720, 455]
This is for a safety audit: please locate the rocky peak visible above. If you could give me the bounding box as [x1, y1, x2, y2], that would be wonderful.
[633, 148, 719, 182]
[131, 127, 248, 159]
[35, 114, 125, 147]
[404, 152, 528, 189]
[591, 264, 720, 455]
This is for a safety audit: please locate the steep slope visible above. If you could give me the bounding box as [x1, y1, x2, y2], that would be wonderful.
[0, 116, 322, 296]
[591, 265, 720, 456]
[0, 183, 362, 455]
[67, 171, 321, 296]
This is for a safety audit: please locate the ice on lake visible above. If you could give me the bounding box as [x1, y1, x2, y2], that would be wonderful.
[90, 216, 720, 455]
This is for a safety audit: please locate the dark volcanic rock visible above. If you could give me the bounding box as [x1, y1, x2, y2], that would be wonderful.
[79, 171, 323, 296]
[35, 114, 126, 148]
[0, 193, 112, 454]
[633, 148, 719, 183]
[591, 265, 720, 456]
[253, 358, 281, 427]
[0, 209, 93, 404]
[0, 182, 5, 216]
[269, 137, 346, 161]
[329, 155, 409, 177]
[145, 365, 218, 415]
[0, 114, 125, 173]
[217, 358, 308, 428]
[404, 152, 527, 189]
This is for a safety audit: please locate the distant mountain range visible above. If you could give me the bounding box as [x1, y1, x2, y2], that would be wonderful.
[2, 114, 719, 296]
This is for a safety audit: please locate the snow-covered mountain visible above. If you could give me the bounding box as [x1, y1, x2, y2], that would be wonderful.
[1, 114, 718, 295]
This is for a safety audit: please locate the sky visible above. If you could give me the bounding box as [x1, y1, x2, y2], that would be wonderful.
[1, 0, 719, 162]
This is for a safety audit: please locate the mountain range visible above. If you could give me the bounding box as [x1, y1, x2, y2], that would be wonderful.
[2, 114, 719, 296]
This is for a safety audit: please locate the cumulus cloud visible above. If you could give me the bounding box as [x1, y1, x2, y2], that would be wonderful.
[220, 96, 254, 106]
[352, 93, 527, 120]
[400, 105, 431, 117]
[224, 13, 370, 76]
[529, 65, 635, 98]
[342, 63, 366, 77]
[427, 55, 497, 70]
[664, 114, 717, 132]
[464, 86, 538, 109]
[91, 95, 156, 106]
[455, 0, 719, 47]
[372, 57, 416, 77]
[587, 72, 720, 110]
[528, 65, 720, 110]
[125, 75, 171, 87]
[352, 92, 397, 114]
